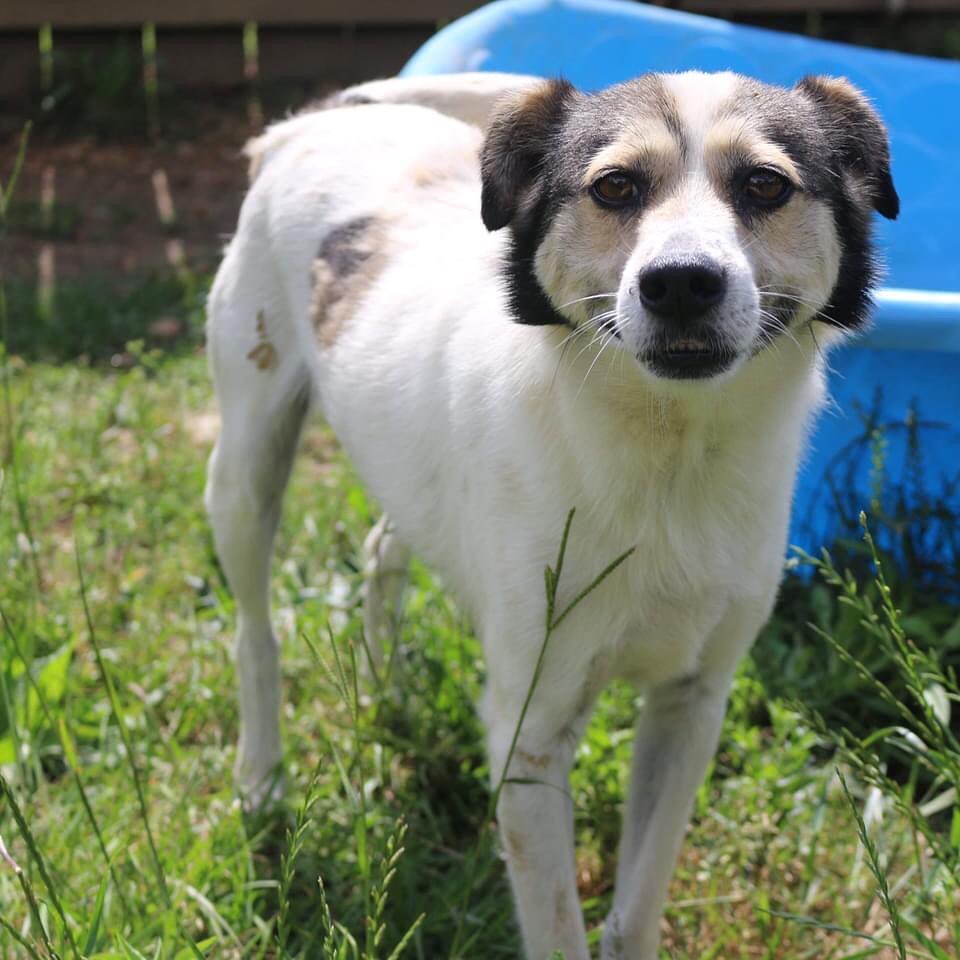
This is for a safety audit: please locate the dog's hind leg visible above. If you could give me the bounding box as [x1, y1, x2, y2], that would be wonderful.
[205, 245, 310, 809]
[361, 514, 410, 680]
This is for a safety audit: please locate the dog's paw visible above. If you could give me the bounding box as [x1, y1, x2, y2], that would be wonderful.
[236, 762, 286, 815]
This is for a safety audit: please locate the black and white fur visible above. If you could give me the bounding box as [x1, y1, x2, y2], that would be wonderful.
[205, 71, 897, 960]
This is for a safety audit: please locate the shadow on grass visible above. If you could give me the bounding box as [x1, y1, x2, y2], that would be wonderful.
[2, 270, 209, 364]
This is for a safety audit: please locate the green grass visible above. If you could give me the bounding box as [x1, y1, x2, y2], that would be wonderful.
[0, 334, 958, 957]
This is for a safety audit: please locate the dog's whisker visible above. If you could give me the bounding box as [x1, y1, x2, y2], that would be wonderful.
[556, 311, 612, 355]
[565, 309, 621, 362]
[805, 318, 840, 375]
[575, 314, 624, 397]
[571, 323, 615, 367]
[577, 329, 616, 398]
[553, 310, 619, 386]
[556, 292, 618, 310]
[759, 289, 846, 328]
[758, 309, 804, 352]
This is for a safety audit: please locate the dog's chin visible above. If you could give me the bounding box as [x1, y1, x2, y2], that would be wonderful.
[638, 335, 740, 382]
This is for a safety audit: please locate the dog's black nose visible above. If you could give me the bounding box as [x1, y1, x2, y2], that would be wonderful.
[637, 258, 727, 320]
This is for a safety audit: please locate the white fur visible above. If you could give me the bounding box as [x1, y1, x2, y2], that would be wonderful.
[206, 74, 835, 960]
[332, 71, 541, 130]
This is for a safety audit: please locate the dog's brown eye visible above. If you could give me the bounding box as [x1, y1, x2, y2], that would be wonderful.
[591, 172, 640, 208]
[743, 168, 793, 207]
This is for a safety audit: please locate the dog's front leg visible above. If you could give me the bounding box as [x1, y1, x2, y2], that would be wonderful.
[600, 673, 730, 960]
[601, 602, 770, 960]
[486, 703, 591, 960]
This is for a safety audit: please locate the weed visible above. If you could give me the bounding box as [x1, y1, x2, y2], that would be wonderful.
[760, 518, 960, 955]
[39, 40, 157, 141]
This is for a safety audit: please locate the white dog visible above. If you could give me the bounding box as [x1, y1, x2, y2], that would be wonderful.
[205, 70, 897, 959]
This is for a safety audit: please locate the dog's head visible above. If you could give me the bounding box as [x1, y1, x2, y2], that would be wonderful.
[481, 71, 898, 382]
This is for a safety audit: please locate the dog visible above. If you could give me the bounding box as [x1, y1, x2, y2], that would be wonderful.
[205, 70, 897, 959]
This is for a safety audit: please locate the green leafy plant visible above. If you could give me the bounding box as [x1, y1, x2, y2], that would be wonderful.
[772, 516, 960, 955]
[39, 40, 155, 140]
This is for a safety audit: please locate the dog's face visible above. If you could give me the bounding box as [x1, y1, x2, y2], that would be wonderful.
[481, 71, 898, 383]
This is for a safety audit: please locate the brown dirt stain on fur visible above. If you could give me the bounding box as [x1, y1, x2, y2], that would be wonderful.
[504, 828, 527, 865]
[516, 747, 551, 770]
[247, 309, 277, 370]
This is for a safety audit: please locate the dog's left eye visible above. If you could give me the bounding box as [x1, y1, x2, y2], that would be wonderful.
[591, 172, 640, 208]
[743, 168, 793, 207]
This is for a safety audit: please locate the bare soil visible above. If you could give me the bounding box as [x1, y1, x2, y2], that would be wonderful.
[2, 117, 253, 286]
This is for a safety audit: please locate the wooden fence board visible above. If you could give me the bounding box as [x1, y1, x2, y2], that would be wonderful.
[0, 33, 40, 100]
[0, 1, 480, 30]
[2, 0, 960, 30]
[1, 2, 957, 104]
[0, 25, 436, 101]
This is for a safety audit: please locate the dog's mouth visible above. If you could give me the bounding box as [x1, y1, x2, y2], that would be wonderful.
[640, 335, 737, 380]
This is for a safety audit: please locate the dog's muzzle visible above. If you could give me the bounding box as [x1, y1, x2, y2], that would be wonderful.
[636, 256, 736, 380]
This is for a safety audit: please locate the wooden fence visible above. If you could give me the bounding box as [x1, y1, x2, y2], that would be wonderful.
[2, 1, 958, 101]
[3, 0, 960, 27]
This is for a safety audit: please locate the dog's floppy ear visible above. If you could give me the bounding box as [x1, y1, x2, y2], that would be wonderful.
[480, 78, 577, 231]
[795, 75, 899, 220]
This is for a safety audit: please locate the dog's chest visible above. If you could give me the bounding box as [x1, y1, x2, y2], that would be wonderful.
[544, 404, 794, 685]
[564, 402, 781, 589]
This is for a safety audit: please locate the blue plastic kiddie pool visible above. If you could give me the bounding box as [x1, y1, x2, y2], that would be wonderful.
[402, 0, 960, 559]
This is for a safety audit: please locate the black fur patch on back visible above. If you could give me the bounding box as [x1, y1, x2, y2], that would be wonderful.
[318, 217, 376, 279]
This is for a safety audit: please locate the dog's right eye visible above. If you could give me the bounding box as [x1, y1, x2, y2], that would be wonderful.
[591, 172, 640, 208]
[742, 167, 794, 208]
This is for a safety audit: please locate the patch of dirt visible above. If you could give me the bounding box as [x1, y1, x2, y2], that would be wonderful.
[1, 119, 253, 285]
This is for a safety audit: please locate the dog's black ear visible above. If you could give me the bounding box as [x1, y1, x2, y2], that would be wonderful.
[480, 78, 578, 231]
[795, 75, 899, 220]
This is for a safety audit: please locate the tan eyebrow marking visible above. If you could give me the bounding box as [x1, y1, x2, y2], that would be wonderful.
[704, 117, 802, 185]
[583, 126, 680, 188]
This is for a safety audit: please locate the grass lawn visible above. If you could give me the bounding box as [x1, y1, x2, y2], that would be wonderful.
[1, 338, 958, 958]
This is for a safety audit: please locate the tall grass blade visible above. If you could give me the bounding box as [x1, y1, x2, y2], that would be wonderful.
[1, 124, 45, 596]
[383, 913, 425, 960]
[276, 758, 323, 957]
[0, 913, 45, 960]
[75, 543, 171, 906]
[82, 874, 109, 955]
[0, 604, 133, 920]
[75, 543, 205, 960]
[0, 776, 77, 958]
[838, 770, 907, 960]
[0, 123, 31, 219]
